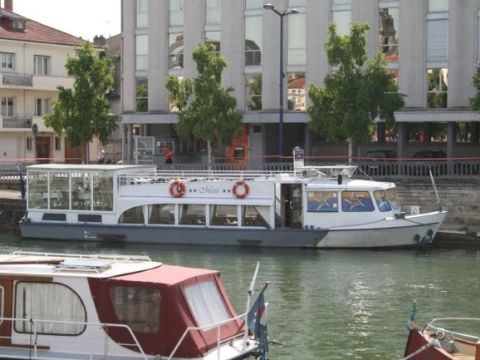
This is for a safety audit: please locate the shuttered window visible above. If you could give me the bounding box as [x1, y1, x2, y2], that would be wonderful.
[427, 15, 448, 63]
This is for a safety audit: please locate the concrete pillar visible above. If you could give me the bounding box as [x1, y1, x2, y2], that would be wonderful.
[184, 0, 204, 79]
[306, 0, 330, 92]
[148, 0, 169, 111]
[222, 0, 245, 109]
[127, 124, 133, 163]
[447, 122, 456, 158]
[122, 0, 136, 112]
[399, 0, 426, 108]
[396, 122, 407, 158]
[448, 0, 478, 107]
[471, 123, 479, 143]
[262, 0, 288, 111]
[352, 0, 377, 59]
[304, 125, 311, 157]
[377, 122, 386, 143]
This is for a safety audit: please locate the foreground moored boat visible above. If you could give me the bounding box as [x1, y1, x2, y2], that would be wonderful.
[404, 317, 480, 360]
[20, 164, 447, 248]
[0, 251, 268, 360]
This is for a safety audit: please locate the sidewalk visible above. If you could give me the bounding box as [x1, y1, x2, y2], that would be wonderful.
[0, 189, 21, 200]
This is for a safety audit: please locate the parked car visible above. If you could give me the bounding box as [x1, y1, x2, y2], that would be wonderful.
[412, 150, 447, 159]
[364, 150, 397, 176]
[365, 150, 397, 160]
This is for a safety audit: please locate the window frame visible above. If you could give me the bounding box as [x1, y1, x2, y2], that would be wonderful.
[0, 52, 15, 72]
[33, 55, 51, 76]
[341, 191, 375, 213]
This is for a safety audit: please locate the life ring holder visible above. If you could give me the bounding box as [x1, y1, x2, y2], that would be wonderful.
[169, 180, 186, 198]
[233, 181, 250, 199]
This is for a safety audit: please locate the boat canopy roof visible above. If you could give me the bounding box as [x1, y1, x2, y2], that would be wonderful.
[306, 178, 396, 191]
[26, 164, 156, 172]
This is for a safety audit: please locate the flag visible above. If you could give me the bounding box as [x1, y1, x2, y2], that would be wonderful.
[247, 287, 269, 360]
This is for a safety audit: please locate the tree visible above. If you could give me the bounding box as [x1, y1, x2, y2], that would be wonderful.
[45, 42, 118, 163]
[307, 23, 404, 161]
[470, 66, 480, 111]
[166, 43, 243, 168]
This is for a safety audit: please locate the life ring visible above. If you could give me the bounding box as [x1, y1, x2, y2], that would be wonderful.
[233, 181, 250, 199]
[169, 180, 186, 198]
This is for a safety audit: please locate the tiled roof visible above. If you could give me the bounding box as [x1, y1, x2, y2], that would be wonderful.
[0, 7, 84, 47]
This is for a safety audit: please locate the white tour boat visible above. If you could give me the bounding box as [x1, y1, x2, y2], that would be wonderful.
[0, 251, 269, 360]
[20, 163, 447, 248]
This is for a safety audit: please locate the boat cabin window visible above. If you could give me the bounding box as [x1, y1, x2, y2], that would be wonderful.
[50, 172, 69, 210]
[307, 191, 338, 212]
[179, 204, 206, 225]
[14, 282, 86, 335]
[242, 206, 269, 227]
[341, 191, 374, 212]
[148, 204, 175, 224]
[373, 190, 393, 212]
[119, 206, 145, 224]
[28, 172, 48, 209]
[92, 173, 113, 211]
[110, 286, 161, 333]
[184, 280, 230, 328]
[210, 205, 237, 226]
[72, 172, 91, 210]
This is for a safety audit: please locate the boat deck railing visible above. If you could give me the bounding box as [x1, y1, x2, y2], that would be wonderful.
[167, 312, 250, 360]
[427, 317, 480, 343]
[0, 317, 148, 360]
[12, 251, 152, 263]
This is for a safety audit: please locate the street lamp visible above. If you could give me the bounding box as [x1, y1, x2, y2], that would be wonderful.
[263, 3, 298, 159]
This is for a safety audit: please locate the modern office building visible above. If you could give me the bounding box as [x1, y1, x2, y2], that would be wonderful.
[0, 0, 88, 163]
[121, 0, 480, 165]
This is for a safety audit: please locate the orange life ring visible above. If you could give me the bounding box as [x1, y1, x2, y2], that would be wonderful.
[169, 180, 186, 198]
[233, 181, 250, 199]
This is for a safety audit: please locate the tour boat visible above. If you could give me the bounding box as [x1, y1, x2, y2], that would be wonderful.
[20, 163, 447, 248]
[404, 317, 480, 359]
[0, 251, 268, 360]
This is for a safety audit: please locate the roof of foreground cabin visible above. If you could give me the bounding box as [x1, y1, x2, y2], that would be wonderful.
[27, 164, 156, 172]
[0, 7, 85, 46]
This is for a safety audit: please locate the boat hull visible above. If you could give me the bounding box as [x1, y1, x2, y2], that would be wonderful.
[20, 211, 446, 248]
[404, 329, 455, 359]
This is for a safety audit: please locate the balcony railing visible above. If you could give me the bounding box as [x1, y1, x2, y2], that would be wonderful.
[2, 72, 33, 86]
[2, 114, 32, 129]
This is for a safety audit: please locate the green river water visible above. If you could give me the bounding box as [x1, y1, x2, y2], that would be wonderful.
[0, 232, 479, 360]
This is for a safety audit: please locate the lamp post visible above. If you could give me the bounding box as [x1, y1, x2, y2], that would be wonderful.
[263, 3, 298, 160]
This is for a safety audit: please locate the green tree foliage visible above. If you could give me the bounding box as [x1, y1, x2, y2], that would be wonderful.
[166, 43, 243, 166]
[307, 23, 404, 144]
[470, 66, 480, 111]
[45, 42, 118, 162]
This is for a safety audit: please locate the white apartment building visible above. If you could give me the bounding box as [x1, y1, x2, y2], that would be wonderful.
[121, 0, 480, 164]
[0, 1, 84, 163]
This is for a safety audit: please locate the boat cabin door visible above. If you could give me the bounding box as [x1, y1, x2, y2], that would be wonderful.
[281, 184, 303, 228]
[0, 279, 13, 345]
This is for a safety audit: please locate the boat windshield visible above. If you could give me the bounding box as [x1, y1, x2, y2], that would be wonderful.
[373, 189, 399, 212]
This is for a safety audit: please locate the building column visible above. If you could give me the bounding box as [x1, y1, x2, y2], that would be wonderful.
[184, 0, 204, 79]
[396, 123, 407, 158]
[447, 122, 456, 158]
[377, 122, 386, 143]
[148, 0, 169, 111]
[127, 124, 133, 163]
[399, 0, 426, 108]
[304, 125, 311, 157]
[122, 0, 136, 112]
[448, 0, 477, 107]
[222, 0, 245, 109]
[471, 122, 479, 143]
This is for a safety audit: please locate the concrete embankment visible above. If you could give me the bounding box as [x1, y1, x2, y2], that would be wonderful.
[1, 177, 479, 245]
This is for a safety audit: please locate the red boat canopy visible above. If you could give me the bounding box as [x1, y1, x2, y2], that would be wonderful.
[89, 264, 244, 358]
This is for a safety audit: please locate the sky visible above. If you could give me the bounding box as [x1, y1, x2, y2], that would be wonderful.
[12, 0, 121, 41]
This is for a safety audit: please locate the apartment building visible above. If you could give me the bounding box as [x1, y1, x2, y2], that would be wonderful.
[121, 0, 480, 164]
[0, 1, 84, 163]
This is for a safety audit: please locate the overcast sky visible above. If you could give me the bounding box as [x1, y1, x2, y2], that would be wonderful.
[12, 0, 121, 40]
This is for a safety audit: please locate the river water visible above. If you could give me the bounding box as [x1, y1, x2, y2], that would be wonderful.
[0, 232, 479, 360]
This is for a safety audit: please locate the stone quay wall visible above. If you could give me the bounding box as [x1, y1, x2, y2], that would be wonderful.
[0, 178, 478, 233]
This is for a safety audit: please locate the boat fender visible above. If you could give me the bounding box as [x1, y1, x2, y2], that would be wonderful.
[414, 229, 434, 247]
[337, 174, 343, 185]
[169, 180, 186, 198]
[233, 180, 250, 199]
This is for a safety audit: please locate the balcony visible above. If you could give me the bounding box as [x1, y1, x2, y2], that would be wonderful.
[1, 72, 33, 87]
[1, 114, 32, 130]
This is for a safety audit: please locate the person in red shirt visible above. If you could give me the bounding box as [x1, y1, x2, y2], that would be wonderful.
[163, 146, 173, 164]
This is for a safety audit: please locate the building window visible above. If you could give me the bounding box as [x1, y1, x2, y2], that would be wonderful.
[135, 34, 148, 72]
[427, 68, 448, 109]
[1, 96, 15, 117]
[378, 3, 399, 63]
[245, 74, 262, 111]
[136, 0, 148, 28]
[205, 31, 221, 54]
[245, 16, 262, 66]
[206, 0, 220, 25]
[428, 0, 448, 12]
[169, 0, 184, 27]
[55, 136, 61, 151]
[136, 77, 148, 112]
[12, 20, 25, 31]
[35, 98, 51, 116]
[26, 136, 32, 151]
[34, 55, 51, 75]
[287, 5, 306, 65]
[0, 52, 14, 72]
[332, 0, 352, 36]
[287, 73, 306, 111]
[15, 282, 86, 335]
[427, 1, 448, 63]
[245, 0, 263, 10]
[169, 33, 184, 70]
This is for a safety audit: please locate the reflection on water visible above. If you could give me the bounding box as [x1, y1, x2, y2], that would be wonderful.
[1, 233, 480, 359]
